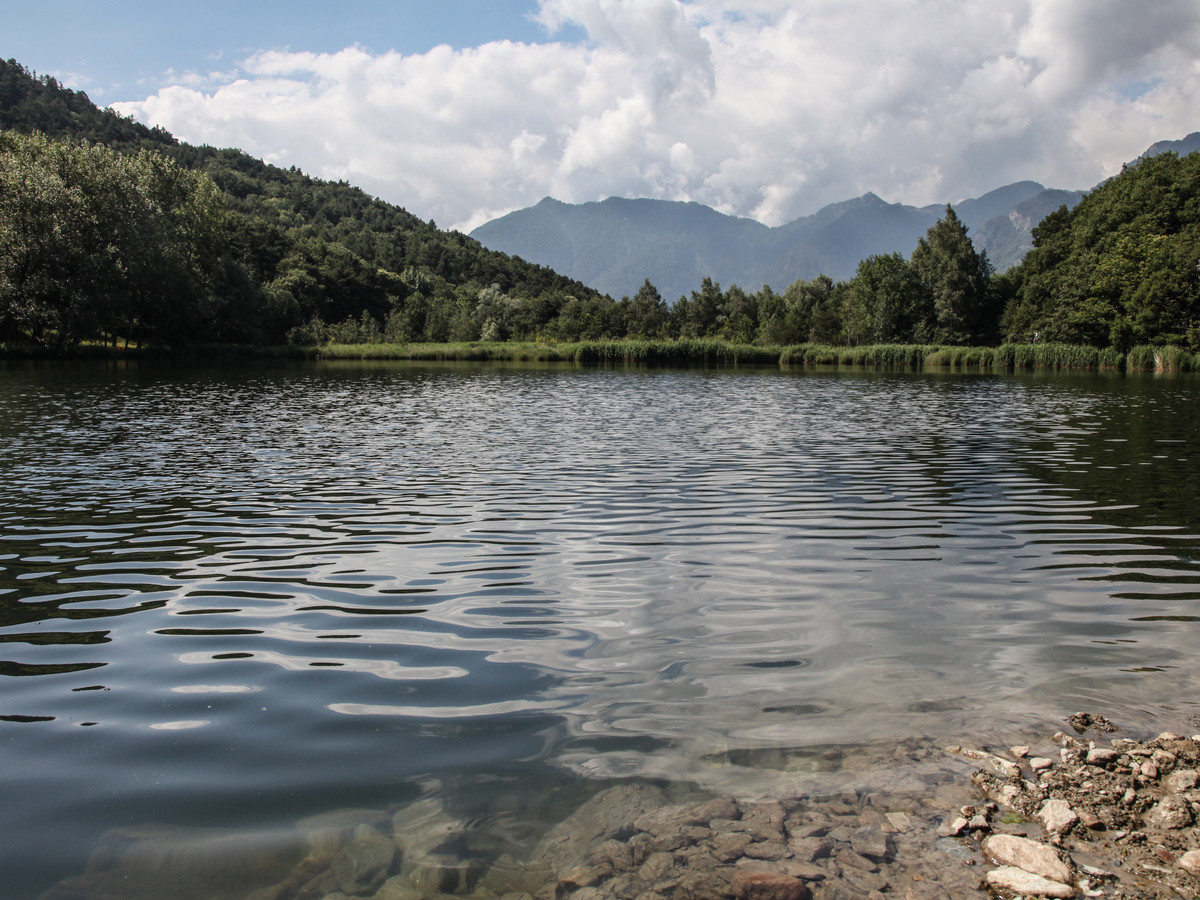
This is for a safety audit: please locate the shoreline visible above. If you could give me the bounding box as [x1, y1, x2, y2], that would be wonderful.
[38, 712, 1200, 900]
[3, 340, 1199, 373]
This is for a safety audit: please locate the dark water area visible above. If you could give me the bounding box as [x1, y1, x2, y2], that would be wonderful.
[1, 360, 1198, 898]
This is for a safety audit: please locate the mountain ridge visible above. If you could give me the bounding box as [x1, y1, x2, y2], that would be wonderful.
[471, 181, 1087, 302]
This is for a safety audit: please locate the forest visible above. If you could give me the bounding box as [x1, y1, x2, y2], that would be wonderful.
[1, 58, 1197, 355]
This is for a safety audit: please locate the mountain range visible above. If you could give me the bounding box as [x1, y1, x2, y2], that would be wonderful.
[470, 133, 1200, 302]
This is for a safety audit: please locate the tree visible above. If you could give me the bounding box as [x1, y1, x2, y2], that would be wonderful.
[910, 205, 991, 345]
[1003, 152, 1200, 349]
[840, 254, 926, 345]
[623, 279, 668, 337]
[0, 131, 229, 347]
[680, 277, 722, 337]
[758, 276, 836, 345]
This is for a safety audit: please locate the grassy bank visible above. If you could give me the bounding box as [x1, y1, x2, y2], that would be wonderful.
[316, 339, 781, 365]
[5, 339, 1198, 372]
[316, 339, 1200, 372]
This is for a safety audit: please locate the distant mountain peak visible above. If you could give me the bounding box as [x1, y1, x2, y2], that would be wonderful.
[471, 130, 1194, 300]
[1141, 131, 1200, 159]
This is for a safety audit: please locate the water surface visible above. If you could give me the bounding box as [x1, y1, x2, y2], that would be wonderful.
[1, 360, 1198, 897]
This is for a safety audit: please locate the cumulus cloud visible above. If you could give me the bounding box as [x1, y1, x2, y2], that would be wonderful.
[112, 0, 1200, 230]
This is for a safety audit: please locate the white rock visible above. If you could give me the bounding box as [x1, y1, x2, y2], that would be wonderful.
[982, 834, 1073, 884]
[947, 746, 1021, 778]
[1030, 757, 1054, 772]
[984, 783, 1022, 809]
[1144, 796, 1193, 830]
[1163, 768, 1198, 793]
[985, 865, 1077, 898]
[1180, 850, 1200, 876]
[1010, 745, 1030, 758]
[1037, 799, 1079, 834]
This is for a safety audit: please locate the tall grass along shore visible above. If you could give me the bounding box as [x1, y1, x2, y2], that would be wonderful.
[4, 339, 1198, 372]
[314, 340, 1197, 372]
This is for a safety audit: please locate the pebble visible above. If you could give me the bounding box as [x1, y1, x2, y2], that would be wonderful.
[939, 816, 969, 837]
[733, 871, 811, 900]
[1086, 748, 1121, 768]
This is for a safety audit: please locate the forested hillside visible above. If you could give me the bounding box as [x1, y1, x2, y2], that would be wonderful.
[0, 59, 604, 348]
[1001, 150, 1200, 350]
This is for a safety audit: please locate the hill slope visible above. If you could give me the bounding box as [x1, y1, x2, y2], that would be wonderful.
[1, 57, 602, 346]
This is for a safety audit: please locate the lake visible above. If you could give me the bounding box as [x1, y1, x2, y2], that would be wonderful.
[1, 360, 1198, 898]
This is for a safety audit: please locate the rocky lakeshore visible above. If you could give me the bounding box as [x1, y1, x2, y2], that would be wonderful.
[39, 715, 1200, 900]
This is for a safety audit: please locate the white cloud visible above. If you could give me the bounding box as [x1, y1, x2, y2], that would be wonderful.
[111, 0, 1200, 231]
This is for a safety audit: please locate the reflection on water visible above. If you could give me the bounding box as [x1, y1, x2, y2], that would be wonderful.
[1, 360, 1199, 897]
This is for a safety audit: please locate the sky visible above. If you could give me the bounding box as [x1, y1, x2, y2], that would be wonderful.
[6, 0, 1200, 232]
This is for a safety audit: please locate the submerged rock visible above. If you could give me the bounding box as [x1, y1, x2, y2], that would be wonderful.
[985, 865, 1076, 898]
[38, 717, 1200, 900]
[331, 826, 395, 895]
[732, 870, 811, 900]
[38, 823, 306, 900]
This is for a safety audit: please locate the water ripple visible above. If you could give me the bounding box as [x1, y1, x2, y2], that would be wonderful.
[1, 362, 1199, 895]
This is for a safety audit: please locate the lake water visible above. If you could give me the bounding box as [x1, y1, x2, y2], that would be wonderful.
[2, 360, 1199, 898]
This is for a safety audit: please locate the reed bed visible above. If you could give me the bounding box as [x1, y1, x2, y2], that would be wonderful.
[992, 343, 1123, 370]
[1127, 344, 1200, 372]
[315, 339, 1200, 372]
[569, 339, 780, 365]
[317, 339, 782, 365]
[23, 339, 1182, 373]
[319, 341, 570, 361]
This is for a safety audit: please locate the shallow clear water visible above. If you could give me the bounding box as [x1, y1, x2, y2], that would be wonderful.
[1, 360, 1199, 897]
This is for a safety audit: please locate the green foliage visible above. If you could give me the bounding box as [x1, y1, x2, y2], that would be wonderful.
[0, 58, 605, 349]
[840, 253, 928, 345]
[295, 337, 1198, 375]
[756, 276, 837, 345]
[779, 343, 944, 367]
[828, 208, 997, 348]
[910, 205, 992, 344]
[622, 279, 669, 338]
[1126, 344, 1200, 372]
[0, 131, 228, 347]
[571, 338, 779, 365]
[991, 342, 1120, 370]
[0, 59, 176, 151]
[1003, 151, 1200, 350]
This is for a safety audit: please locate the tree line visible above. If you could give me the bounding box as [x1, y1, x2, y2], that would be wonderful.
[1, 58, 1196, 353]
